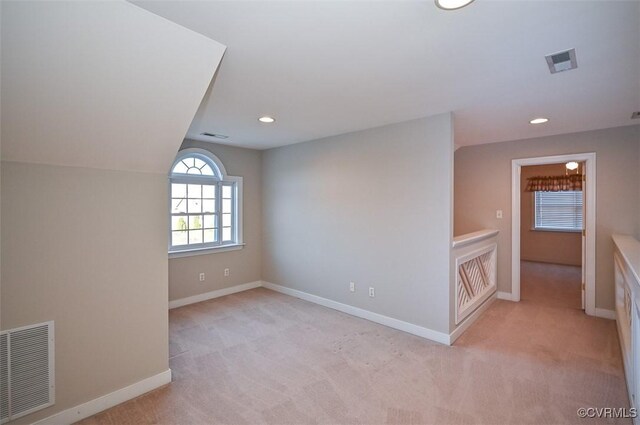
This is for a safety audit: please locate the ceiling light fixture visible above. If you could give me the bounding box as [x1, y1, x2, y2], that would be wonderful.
[529, 117, 549, 125]
[435, 0, 475, 10]
[258, 116, 275, 123]
[565, 161, 579, 171]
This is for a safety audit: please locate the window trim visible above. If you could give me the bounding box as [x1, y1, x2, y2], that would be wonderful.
[531, 226, 582, 234]
[168, 243, 245, 259]
[168, 148, 243, 256]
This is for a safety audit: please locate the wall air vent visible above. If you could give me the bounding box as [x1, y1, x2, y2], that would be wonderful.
[0, 322, 55, 424]
[200, 132, 229, 139]
[632, 112, 640, 119]
[545, 48, 578, 74]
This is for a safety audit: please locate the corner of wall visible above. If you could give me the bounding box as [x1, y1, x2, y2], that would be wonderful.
[260, 114, 454, 335]
[167, 140, 263, 303]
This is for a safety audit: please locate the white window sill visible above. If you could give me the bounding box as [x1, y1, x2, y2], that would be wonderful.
[169, 243, 245, 259]
[531, 227, 582, 234]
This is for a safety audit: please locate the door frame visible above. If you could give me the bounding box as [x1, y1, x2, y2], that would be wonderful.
[511, 152, 596, 316]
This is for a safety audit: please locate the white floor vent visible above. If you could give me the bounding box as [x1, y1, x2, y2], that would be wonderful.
[0, 321, 55, 424]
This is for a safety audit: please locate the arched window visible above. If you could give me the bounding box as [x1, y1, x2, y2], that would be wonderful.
[169, 148, 243, 253]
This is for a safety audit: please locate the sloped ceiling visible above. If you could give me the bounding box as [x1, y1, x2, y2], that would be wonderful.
[133, 0, 640, 150]
[1, 0, 226, 173]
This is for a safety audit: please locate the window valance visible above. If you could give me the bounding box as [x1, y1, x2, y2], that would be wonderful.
[525, 174, 583, 192]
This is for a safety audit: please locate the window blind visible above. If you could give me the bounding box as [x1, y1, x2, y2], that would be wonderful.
[534, 191, 583, 231]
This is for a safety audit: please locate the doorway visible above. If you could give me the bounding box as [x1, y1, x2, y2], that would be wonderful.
[520, 162, 584, 309]
[511, 153, 596, 316]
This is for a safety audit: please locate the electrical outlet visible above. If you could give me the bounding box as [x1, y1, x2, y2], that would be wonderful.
[496, 210, 503, 219]
[224, 268, 230, 277]
[199, 273, 205, 282]
[369, 287, 375, 298]
[349, 282, 355, 292]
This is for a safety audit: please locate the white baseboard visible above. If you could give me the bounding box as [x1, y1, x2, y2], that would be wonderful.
[449, 292, 497, 344]
[172, 279, 502, 345]
[497, 291, 514, 301]
[169, 281, 262, 309]
[33, 369, 171, 425]
[261, 281, 451, 345]
[595, 308, 616, 320]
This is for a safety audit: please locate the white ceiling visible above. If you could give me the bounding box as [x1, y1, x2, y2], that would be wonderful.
[133, 0, 640, 150]
[2, 1, 225, 173]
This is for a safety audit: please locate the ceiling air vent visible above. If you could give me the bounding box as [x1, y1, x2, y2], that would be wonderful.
[632, 112, 640, 119]
[201, 132, 229, 139]
[545, 48, 578, 74]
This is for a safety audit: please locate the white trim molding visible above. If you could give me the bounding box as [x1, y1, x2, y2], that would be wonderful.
[171, 147, 228, 178]
[261, 281, 452, 345]
[167, 147, 244, 256]
[169, 280, 459, 345]
[449, 292, 497, 344]
[497, 291, 514, 301]
[169, 281, 262, 309]
[169, 243, 245, 259]
[595, 308, 616, 320]
[611, 235, 640, 421]
[33, 369, 171, 425]
[452, 229, 499, 249]
[511, 152, 596, 316]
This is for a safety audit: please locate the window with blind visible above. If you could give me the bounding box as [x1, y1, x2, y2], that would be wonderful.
[534, 191, 583, 232]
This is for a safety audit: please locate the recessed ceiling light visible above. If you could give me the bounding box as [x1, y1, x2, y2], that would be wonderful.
[529, 118, 549, 125]
[258, 116, 275, 123]
[435, 0, 475, 10]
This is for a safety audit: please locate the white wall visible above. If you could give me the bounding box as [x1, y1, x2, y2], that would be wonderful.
[169, 140, 262, 302]
[262, 114, 453, 334]
[0, 1, 225, 422]
[1, 0, 225, 173]
[455, 125, 640, 310]
[1, 162, 169, 424]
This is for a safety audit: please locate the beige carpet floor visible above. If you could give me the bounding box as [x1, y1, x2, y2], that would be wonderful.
[79, 262, 629, 424]
[520, 261, 583, 310]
